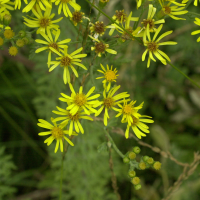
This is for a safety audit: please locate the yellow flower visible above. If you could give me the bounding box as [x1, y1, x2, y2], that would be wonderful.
[23, 4, 63, 34]
[59, 83, 100, 115]
[191, 18, 200, 42]
[142, 24, 177, 68]
[182, 0, 199, 6]
[35, 29, 70, 67]
[89, 35, 117, 57]
[95, 85, 130, 126]
[141, 4, 165, 33]
[22, 0, 51, 12]
[4, 29, 14, 39]
[96, 64, 119, 91]
[52, 106, 93, 136]
[71, 10, 84, 26]
[112, 10, 127, 24]
[52, 0, 81, 17]
[0, 0, 14, 11]
[49, 47, 87, 84]
[124, 115, 154, 139]
[158, 0, 188, 20]
[16, 39, 25, 47]
[136, 0, 142, 9]
[115, 100, 144, 126]
[14, 0, 27, 9]
[37, 118, 77, 153]
[9, 46, 18, 56]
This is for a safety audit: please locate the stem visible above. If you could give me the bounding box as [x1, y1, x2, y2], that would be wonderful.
[167, 61, 200, 89]
[104, 128, 124, 158]
[187, 11, 200, 18]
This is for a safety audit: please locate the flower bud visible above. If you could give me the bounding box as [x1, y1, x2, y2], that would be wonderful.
[18, 30, 26, 38]
[134, 184, 142, 190]
[128, 170, 136, 178]
[99, 0, 109, 8]
[133, 146, 141, 154]
[153, 161, 161, 170]
[123, 157, 130, 164]
[131, 177, 140, 185]
[3, 14, 12, 26]
[139, 162, 146, 170]
[22, 37, 29, 44]
[128, 152, 136, 160]
[16, 39, 25, 47]
[147, 157, 154, 165]
[142, 156, 149, 162]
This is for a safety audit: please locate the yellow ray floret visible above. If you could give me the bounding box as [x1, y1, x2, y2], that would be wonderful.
[95, 85, 130, 126]
[23, 0, 51, 12]
[23, 4, 63, 34]
[53, 106, 93, 136]
[37, 118, 77, 153]
[59, 83, 100, 115]
[124, 115, 154, 139]
[14, 0, 28, 10]
[191, 18, 200, 42]
[0, 0, 14, 11]
[48, 47, 87, 84]
[96, 64, 119, 92]
[182, 0, 199, 6]
[52, 0, 81, 17]
[35, 29, 71, 67]
[142, 24, 177, 68]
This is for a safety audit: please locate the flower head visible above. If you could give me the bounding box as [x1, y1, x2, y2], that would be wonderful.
[4, 29, 14, 39]
[35, 29, 71, 67]
[49, 47, 87, 84]
[16, 39, 25, 47]
[52, 0, 81, 17]
[123, 115, 154, 139]
[89, 35, 117, 57]
[59, 83, 100, 115]
[96, 64, 119, 91]
[9, 46, 18, 56]
[23, 4, 63, 34]
[191, 18, 200, 42]
[95, 85, 130, 126]
[37, 118, 77, 153]
[53, 106, 93, 136]
[113, 10, 127, 23]
[71, 10, 84, 26]
[22, 0, 51, 12]
[142, 24, 177, 68]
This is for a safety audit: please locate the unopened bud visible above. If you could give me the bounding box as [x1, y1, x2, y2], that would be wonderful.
[153, 161, 162, 170]
[128, 152, 136, 160]
[18, 30, 26, 38]
[133, 146, 141, 154]
[134, 184, 142, 190]
[142, 156, 149, 162]
[147, 157, 154, 164]
[131, 177, 140, 185]
[128, 170, 136, 178]
[123, 157, 130, 164]
[3, 14, 12, 26]
[139, 162, 146, 170]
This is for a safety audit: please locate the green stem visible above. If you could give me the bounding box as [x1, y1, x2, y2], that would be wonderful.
[167, 61, 200, 89]
[187, 11, 200, 18]
[104, 128, 124, 158]
[85, 0, 142, 44]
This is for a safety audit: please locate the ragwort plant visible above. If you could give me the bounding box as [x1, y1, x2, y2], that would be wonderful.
[0, 0, 200, 199]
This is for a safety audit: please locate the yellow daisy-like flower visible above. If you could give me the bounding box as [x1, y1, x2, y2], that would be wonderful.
[158, 0, 188, 20]
[0, 0, 14, 11]
[37, 118, 77, 153]
[115, 100, 144, 126]
[191, 18, 200, 42]
[123, 115, 154, 139]
[22, 0, 51, 12]
[4, 29, 14, 39]
[112, 10, 127, 24]
[71, 10, 84, 26]
[52, 106, 93, 136]
[49, 47, 87, 84]
[59, 83, 100, 115]
[95, 85, 130, 126]
[52, 0, 81, 18]
[96, 64, 119, 92]
[35, 29, 71, 67]
[23, 4, 63, 34]
[141, 4, 165, 34]
[142, 24, 177, 68]
[14, 0, 27, 10]
[9, 46, 18, 56]
[182, 0, 199, 6]
[89, 35, 117, 57]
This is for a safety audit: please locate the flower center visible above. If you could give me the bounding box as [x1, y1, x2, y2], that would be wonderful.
[72, 11, 83, 23]
[39, 18, 50, 28]
[74, 93, 87, 106]
[48, 42, 59, 51]
[115, 10, 126, 22]
[60, 0, 70, 3]
[142, 19, 155, 30]
[164, 6, 171, 14]
[69, 112, 80, 121]
[105, 70, 116, 82]
[147, 42, 158, 52]
[103, 97, 114, 108]
[95, 42, 106, 53]
[51, 127, 64, 139]
[122, 104, 132, 115]
[60, 56, 71, 67]
[94, 21, 105, 34]
[122, 28, 133, 40]
[131, 116, 139, 125]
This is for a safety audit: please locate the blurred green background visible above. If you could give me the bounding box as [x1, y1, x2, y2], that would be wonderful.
[0, 0, 200, 199]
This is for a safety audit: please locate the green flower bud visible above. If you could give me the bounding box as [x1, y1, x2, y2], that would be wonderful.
[153, 161, 161, 170]
[142, 156, 149, 162]
[134, 184, 142, 190]
[128, 170, 136, 178]
[139, 162, 146, 170]
[128, 152, 136, 160]
[16, 39, 25, 47]
[123, 157, 130, 164]
[22, 37, 29, 44]
[131, 177, 140, 185]
[147, 157, 154, 164]
[3, 14, 12, 26]
[18, 30, 26, 38]
[133, 146, 141, 154]
[99, 0, 109, 8]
